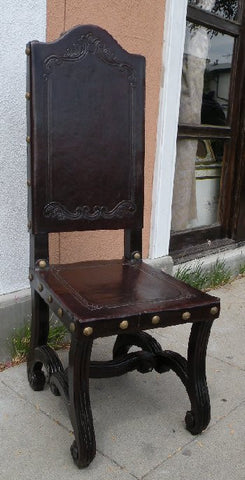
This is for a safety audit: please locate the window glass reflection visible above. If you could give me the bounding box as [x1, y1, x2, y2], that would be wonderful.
[171, 139, 225, 231]
[180, 23, 234, 126]
[188, 0, 240, 21]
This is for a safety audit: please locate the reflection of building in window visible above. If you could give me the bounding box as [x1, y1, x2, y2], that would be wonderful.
[204, 60, 231, 118]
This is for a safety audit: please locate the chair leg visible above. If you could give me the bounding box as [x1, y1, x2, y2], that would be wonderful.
[27, 288, 49, 391]
[185, 319, 214, 435]
[68, 335, 96, 468]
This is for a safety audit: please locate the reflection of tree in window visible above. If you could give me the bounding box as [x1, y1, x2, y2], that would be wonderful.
[188, 0, 240, 20]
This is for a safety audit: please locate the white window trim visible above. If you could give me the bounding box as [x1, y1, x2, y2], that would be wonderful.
[149, 0, 188, 259]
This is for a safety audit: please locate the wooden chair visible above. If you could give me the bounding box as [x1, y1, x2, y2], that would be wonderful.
[26, 25, 220, 469]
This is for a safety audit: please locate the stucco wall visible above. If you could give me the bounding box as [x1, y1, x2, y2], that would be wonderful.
[47, 0, 165, 263]
[0, 1, 46, 295]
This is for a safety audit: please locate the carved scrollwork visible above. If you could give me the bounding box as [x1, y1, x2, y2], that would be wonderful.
[44, 32, 136, 86]
[43, 200, 136, 221]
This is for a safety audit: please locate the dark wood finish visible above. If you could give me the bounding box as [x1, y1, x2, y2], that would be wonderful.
[29, 234, 49, 269]
[124, 228, 142, 260]
[27, 291, 50, 390]
[178, 124, 231, 139]
[223, 8, 245, 240]
[27, 25, 220, 468]
[68, 335, 96, 468]
[187, 5, 240, 36]
[29, 25, 145, 234]
[170, 224, 224, 254]
[185, 320, 214, 434]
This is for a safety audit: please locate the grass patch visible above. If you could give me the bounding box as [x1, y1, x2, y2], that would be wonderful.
[239, 263, 245, 275]
[175, 259, 231, 291]
[10, 318, 69, 364]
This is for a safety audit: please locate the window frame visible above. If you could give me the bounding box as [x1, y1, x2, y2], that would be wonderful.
[169, 2, 245, 256]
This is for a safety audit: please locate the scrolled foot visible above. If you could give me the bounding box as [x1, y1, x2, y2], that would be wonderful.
[185, 410, 198, 434]
[50, 382, 60, 396]
[185, 408, 209, 435]
[70, 437, 94, 468]
[28, 368, 46, 391]
[70, 440, 78, 462]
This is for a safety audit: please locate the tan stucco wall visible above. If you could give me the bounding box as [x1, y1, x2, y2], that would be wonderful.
[47, 0, 165, 263]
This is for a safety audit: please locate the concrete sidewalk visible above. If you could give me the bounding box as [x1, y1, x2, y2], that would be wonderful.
[1, 277, 245, 480]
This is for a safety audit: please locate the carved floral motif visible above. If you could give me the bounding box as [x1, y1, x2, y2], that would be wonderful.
[44, 32, 136, 86]
[43, 200, 136, 221]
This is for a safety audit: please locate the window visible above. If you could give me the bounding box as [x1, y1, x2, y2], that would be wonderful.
[170, 0, 245, 255]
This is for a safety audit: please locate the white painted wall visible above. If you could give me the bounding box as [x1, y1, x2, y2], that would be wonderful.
[0, 1, 46, 295]
[149, 0, 188, 258]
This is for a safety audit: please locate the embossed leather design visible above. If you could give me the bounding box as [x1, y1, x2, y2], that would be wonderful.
[37, 260, 219, 323]
[29, 26, 145, 233]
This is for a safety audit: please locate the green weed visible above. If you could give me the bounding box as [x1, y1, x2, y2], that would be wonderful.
[239, 263, 245, 275]
[175, 259, 231, 291]
[11, 319, 68, 363]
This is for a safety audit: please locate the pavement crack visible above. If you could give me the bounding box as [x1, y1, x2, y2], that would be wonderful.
[207, 353, 245, 372]
[1, 380, 72, 434]
[96, 449, 140, 479]
[140, 398, 245, 480]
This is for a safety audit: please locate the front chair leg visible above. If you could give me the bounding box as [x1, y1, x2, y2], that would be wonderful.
[185, 319, 214, 435]
[68, 334, 96, 468]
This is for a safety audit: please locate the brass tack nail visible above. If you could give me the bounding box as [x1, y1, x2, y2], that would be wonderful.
[57, 308, 63, 318]
[27, 179, 31, 187]
[210, 306, 218, 315]
[70, 322, 76, 333]
[38, 259, 47, 269]
[26, 136, 31, 143]
[133, 252, 141, 260]
[25, 92, 31, 100]
[25, 47, 31, 55]
[48, 295, 53, 303]
[152, 315, 160, 325]
[27, 220, 31, 229]
[38, 283, 43, 292]
[28, 273, 33, 281]
[182, 311, 191, 321]
[120, 320, 129, 330]
[83, 326, 93, 336]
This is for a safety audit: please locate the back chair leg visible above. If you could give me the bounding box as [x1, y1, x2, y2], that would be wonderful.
[185, 319, 214, 435]
[27, 289, 49, 391]
[68, 335, 96, 468]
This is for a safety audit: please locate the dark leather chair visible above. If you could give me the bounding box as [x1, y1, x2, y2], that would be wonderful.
[26, 25, 220, 469]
